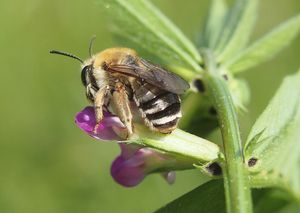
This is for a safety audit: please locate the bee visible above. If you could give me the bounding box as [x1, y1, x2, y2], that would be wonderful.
[50, 46, 189, 138]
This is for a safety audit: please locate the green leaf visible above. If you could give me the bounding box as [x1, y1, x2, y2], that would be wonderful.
[216, 0, 258, 62]
[156, 180, 226, 213]
[252, 188, 292, 213]
[226, 14, 300, 73]
[201, 0, 228, 49]
[278, 203, 300, 213]
[244, 70, 300, 201]
[156, 181, 298, 213]
[100, 0, 202, 72]
[228, 77, 251, 111]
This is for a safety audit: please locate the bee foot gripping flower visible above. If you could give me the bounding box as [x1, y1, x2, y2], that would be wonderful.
[75, 106, 126, 140]
[75, 106, 195, 187]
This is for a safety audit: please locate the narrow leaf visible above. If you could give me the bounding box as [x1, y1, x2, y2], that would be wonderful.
[252, 188, 293, 213]
[226, 14, 300, 73]
[201, 0, 228, 49]
[216, 0, 258, 62]
[101, 0, 202, 72]
[245, 70, 300, 201]
[278, 203, 300, 213]
[156, 180, 225, 213]
[157, 181, 299, 213]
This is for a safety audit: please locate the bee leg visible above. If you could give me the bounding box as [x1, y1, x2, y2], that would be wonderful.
[93, 86, 109, 133]
[111, 83, 133, 139]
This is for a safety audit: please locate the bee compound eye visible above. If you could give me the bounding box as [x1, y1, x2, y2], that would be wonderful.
[81, 65, 92, 86]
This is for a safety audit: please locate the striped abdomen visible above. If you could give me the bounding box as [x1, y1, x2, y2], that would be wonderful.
[132, 81, 181, 133]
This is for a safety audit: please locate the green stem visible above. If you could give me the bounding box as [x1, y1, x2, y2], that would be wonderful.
[202, 51, 252, 213]
[132, 125, 220, 163]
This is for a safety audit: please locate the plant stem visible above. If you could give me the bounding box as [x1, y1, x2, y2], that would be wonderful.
[202, 51, 252, 213]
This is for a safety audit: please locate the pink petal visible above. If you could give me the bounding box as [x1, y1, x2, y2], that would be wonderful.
[119, 143, 142, 159]
[110, 154, 146, 187]
[75, 106, 125, 141]
[111, 144, 177, 187]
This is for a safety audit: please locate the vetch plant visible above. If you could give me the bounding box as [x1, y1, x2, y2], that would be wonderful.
[74, 0, 300, 212]
[75, 106, 220, 187]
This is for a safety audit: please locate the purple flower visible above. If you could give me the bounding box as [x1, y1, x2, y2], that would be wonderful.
[75, 106, 178, 187]
[75, 106, 125, 140]
[111, 144, 176, 187]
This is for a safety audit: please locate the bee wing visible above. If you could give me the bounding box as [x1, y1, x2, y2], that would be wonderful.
[108, 59, 190, 94]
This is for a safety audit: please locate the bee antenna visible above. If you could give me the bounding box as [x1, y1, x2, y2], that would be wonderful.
[50, 50, 84, 64]
[89, 35, 96, 57]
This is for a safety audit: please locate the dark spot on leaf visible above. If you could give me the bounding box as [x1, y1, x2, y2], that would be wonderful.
[193, 79, 205, 93]
[199, 63, 205, 70]
[206, 162, 222, 176]
[223, 74, 228, 81]
[209, 107, 217, 115]
[248, 157, 258, 167]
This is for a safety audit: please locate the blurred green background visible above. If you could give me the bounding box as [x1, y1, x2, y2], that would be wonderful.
[0, 0, 299, 212]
